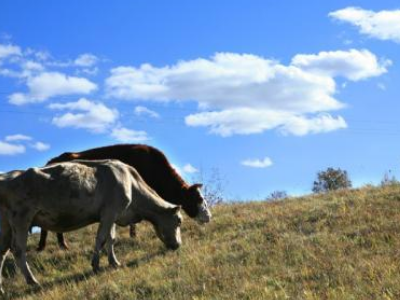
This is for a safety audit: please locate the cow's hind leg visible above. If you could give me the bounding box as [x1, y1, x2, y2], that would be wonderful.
[107, 224, 121, 268]
[0, 214, 12, 294]
[57, 233, 69, 250]
[10, 213, 39, 286]
[36, 229, 48, 252]
[129, 224, 137, 238]
[91, 216, 116, 273]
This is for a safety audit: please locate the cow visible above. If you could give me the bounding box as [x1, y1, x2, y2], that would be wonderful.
[0, 159, 183, 293]
[38, 144, 211, 251]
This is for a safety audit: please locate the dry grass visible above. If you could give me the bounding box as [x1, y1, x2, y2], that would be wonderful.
[2, 184, 400, 299]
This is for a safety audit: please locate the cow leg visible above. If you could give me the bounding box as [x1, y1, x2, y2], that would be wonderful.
[10, 218, 39, 286]
[129, 224, 137, 238]
[0, 215, 12, 294]
[57, 233, 69, 250]
[91, 216, 115, 273]
[36, 229, 48, 252]
[107, 224, 120, 268]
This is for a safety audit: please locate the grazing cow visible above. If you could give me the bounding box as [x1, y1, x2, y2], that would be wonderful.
[0, 159, 182, 293]
[38, 144, 211, 251]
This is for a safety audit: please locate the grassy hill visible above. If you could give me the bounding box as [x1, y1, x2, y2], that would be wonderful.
[2, 184, 400, 299]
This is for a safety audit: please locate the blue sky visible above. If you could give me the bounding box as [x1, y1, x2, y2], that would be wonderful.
[0, 1, 399, 199]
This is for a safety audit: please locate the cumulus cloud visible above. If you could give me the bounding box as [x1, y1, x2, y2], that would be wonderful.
[292, 49, 390, 81]
[0, 141, 25, 155]
[1, 134, 50, 154]
[0, 43, 21, 60]
[185, 109, 347, 137]
[49, 98, 119, 133]
[8, 72, 97, 105]
[74, 53, 98, 67]
[134, 106, 160, 118]
[182, 164, 199, 174]
[22, 60, 45, 72]
[171, 163, 199, 176]
[105, 53, 343, 113]
[171, 164, 183, 175]
[5, 134, 32, 142]
[241, 157, 273, 168]
[105, 51, 386, 136]
[279, 114, 347, 136]
[329, 7, 400, 43]
[110, 127, 150, 142]
[31, 141, 50, 152]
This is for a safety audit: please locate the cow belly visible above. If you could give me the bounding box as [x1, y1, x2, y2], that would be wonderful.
[32, 210, 100, 232]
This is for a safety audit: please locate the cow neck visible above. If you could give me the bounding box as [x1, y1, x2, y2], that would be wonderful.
[160, 165, 190, 205]
[133, 183, 173, 219]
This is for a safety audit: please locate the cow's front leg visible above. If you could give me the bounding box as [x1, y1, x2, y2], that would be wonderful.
[0, 214, 12, 294]
[10, 219, 39, 286]
[107, 224, 121, 268]
[92, 216, 116, 273]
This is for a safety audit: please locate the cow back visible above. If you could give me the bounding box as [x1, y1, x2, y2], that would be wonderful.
[48, 144, 188, 205]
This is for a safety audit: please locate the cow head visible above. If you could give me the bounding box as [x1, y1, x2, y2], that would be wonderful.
[183, 183, 212, 224]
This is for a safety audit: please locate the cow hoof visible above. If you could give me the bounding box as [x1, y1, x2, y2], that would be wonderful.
[60, 243, 69, 250]
[110, 260, 121, 269]
[27, 278, 40, 287]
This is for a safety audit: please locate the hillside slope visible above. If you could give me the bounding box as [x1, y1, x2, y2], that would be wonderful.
[2, 185, 400, 299]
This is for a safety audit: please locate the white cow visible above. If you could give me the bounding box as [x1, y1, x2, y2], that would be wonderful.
[0, 159, 182, 293]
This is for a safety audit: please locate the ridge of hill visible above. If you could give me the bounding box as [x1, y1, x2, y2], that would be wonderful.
[2, 185, 400, 299]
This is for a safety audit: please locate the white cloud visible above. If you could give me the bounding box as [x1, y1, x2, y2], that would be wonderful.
[1, 135, 50, 154]
[105, 53, 342, 113]
[134, 106, 160, 118]
[31, 141, 50, 152]
[9, 72, 97, 105]
[22, 60, 44, 72]
[105, 51, 386, 136]
[292, 49, 390, 81]
[182, 163, 199, 174]
[17, 60, 46, 78]
[0, 43, 21, 60]
[329, 7, 400, 43]
[241, 157, 273, 168]
[110, 127, 150, 142]
[171, 163, 198, 176]
[0, 141, 25, 155]
[33, 50, 51, 61]
[5, 134, 32, 142]
[80, 67, 99, 76]
[185, 109, 347, 137]
[74, 53, 98, 67]
[279, 114, 348, 136]
[171, 164, 182, 175]
[49, 98, 119, 133]
[377, 83, 386, 90]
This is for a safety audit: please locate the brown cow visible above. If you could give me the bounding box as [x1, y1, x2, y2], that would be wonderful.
[39, 144, 211, 251]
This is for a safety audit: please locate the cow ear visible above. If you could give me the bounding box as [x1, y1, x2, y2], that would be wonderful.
[191, 183, 203, 190]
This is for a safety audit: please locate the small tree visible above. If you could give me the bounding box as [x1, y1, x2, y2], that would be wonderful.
[266, 190, 288, 201]
[192, 167, 225, 206]
[381, 170, 399, 187]
[312, 167, 352, 193]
